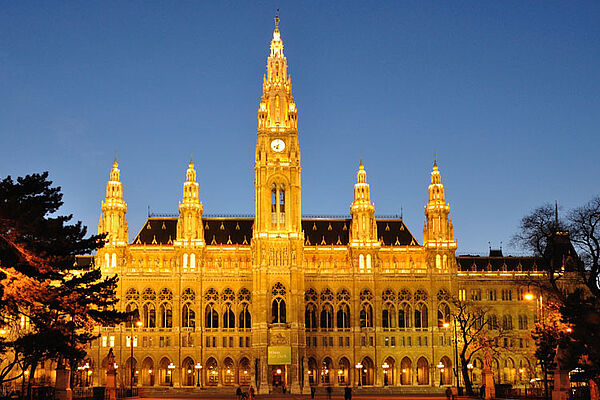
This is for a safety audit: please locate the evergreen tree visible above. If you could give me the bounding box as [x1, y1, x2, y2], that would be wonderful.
[0, 172, 126, 396]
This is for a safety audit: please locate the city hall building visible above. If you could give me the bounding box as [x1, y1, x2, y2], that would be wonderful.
[87, 18, 542, 394]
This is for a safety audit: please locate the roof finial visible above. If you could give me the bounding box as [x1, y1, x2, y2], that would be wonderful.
[433, 152, 437, 168]
[274, 8, 280, 30]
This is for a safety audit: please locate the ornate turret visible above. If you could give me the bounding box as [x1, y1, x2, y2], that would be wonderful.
[176, 158, 204, 245]
[350, 161, 378, 244]
[98, 158, 128, 246]
[423, 160, 456, 270]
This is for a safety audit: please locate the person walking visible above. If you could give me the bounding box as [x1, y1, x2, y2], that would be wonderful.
[249, 385, 255, 400]
[236, 386, 242, 400]
[344, 384, 352, 400]
[310, 386, 316, 399]
[326, 385, 332, 400]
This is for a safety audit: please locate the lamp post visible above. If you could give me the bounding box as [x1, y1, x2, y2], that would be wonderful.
[130, 318, 142, 395]
[437, 362, 445, 387]
[194, 363, 202, 387]
[382, 362, 389, 386]
[355, 362, 363, 387]
[467, 363, 474, 387]
[168, 362, 176, 387]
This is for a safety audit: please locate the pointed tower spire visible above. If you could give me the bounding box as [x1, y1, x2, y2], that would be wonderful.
[98, 158, 128, 246]
[177, 159, 204, 245]
[423, 160, 456, 270]
[257, 13, 297, 131]
[350, 161, 378, 244]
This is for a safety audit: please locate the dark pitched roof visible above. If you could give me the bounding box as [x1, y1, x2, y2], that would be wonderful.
[203, 219, 253, 246]
[456, 255, 542, 271]
[302, 219, 350, 246]
[131, 216, 418, 247]
[132, 218, 178, 245]
[376, 219, 419, 246]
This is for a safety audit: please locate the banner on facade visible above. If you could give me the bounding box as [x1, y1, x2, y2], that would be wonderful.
[268, 346, 291, 365]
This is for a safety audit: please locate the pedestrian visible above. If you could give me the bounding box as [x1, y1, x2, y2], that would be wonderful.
[446, 386, 453, 400]
[236, 385, 242, 400]
[310, 386, 316, 399]
[344, 384, 352, 400]
[249, 385, 255, 400]
[480, 384, 486, 399]
[327, 385, 332, 400]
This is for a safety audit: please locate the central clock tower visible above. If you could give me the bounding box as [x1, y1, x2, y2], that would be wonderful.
[252, 15, 306, 394]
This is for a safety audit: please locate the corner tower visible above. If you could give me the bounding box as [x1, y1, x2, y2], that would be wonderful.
[98, 158, 128, 246]
[98, 158, 128, 273]
[423, 160, 457, 271]
[176, 159, 205, 245]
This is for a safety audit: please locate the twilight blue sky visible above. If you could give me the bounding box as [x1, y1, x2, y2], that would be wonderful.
[1, 1, 599, 254]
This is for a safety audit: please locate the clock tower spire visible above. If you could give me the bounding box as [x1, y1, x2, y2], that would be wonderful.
[254, 14, 301, 234]
[252, 15, 305, 395]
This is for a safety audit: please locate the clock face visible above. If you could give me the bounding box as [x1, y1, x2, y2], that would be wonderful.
[271, 139, 285, 152]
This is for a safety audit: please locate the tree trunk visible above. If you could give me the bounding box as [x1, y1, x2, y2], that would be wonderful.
[460, 355, 474, 396]
[27, 361, 38, 400]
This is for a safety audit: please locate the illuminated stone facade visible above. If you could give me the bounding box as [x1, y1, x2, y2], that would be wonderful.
[88, 18, 541, 394]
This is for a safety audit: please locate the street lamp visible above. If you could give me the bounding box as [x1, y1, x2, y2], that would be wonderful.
[467, 363, 474, 385]
[194, 363, 202, 387]
[168, 362, 176, 387]
[382, 362, 389, 386]
[355, 362, 363, 387]
[437, 362, 445, 387]
[130, 317, 142, 395]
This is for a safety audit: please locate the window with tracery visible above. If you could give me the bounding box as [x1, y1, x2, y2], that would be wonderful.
[239, 304, 251, 329]
[271, 283, 287, 323]
[320, 303, 334, 330]
[336, 303, 350, 329]
[223, 304, 235, 329]
[305, 303, 317, 330]
[205, 304, 219, 329]
[415, 302, 428, 328]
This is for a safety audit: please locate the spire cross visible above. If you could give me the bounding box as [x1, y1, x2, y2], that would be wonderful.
[274, 9, 280, 30]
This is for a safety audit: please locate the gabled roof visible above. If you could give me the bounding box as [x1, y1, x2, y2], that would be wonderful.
[131, 216, 419, 247]
[456, 255, 541, 271]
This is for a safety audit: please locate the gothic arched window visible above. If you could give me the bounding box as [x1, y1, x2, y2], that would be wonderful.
[437, 303, 451, 327]
[305, 303, 317, 330]
[223, 304, 235, 329]
[415, 302, 428, 329]
[320, 303, 333, 331]
[272, 298, 286, 323]
[239, 304, 251, 329]
[360, 303, 373, 328]
[182, 303, 195, 328]
[205, 304, 219, 329]
[382, 303, 396, 329]
[143, 303, 156, 328]
[399, 302, 412, 328]
[336, 303, 350, 329]
[159, 303, 172, 328]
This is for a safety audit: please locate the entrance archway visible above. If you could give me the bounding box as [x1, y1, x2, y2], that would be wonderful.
[337, 357, 350, 386]
[400, 357, 412, 385]
[158, 357, 172, 386]
[223, 357, 235, 386]
[124, 357, 138, 388]
[321, 357, 333, 385]
[239, 358, 251, 386]
[361, 357, 374, 386]
[142, 357, 154, 386]
[181, 357, 195, 387]
[308, 358, 317, 386]
[206, 357, 218, 386]
[417, 357, 429, 385]
[382, 357, 395, 386]
[440, 356, 452, 385]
